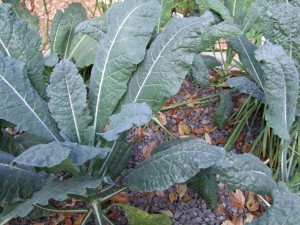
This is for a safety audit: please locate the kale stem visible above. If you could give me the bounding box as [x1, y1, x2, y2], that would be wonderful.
[34, 204, 89, 213]
[151, 116, 177, 139]
[160, 93, 221, 111]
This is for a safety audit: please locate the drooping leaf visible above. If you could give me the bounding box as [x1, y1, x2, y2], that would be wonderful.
[198, 22, 242, 52]
[151, 137, 193, 155]
[0, 4, 46, 97]
[196, 0, 233, 22]
[101, 103, 152, 141]
[157, 0, 174, 33]
[189, 168, 219, 209]
[3, 0, 39, 31]
[254, 42, 299, 140]
[213, 93, 233, 129]
[0, 151, 46, 205]
[0, 56, 62, 142]
[14, 142, 110, 168]
[44, 53, 59, 68]
[262, 3, 300, 69]
[0, 129, 24, 156]
[122, 12, 216, 111]
[201, 54, 222, 69]
[0, 119, 15, 128]
[124, 139, 225, 192]
[228, 35, 265, 89]
[13, 142, 70, 168]
[247, 189, 300, 225]
[227, 77, 265, 101]
[119, 205, 172, 225]
[214, 153, 277, 195]
[191, 54, 210, 87]
[47, 59, 93, 144]
[75, 16, 107, 41]
[15, 133, 49, 149]
[50, 3, 87, 58]
[0, 176, 103, 220]
[89, 0, 161, 132]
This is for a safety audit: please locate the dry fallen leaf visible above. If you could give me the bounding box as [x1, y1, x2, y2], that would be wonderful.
[221, 220, 235, 225]
[111, 195, 129, 204]
[160, 210, 173, 218]
[243, 143, 251, 153]
[246, 192, 260, 211]
[176, 184, 187, 199]
[142, 141, 157, 159]
[178, 122, 190, 135]
[74, 213, 87, 225]
[158, 112, 167, 125]
[245, 213, 254, 223]
[191, 128, 205, 134]
[235, 216, 244, 225]
[203, 125, 213, 133]
[168, 193, 176, 203]
[230, 189, 245, 209]
[205, 133, 212, 144]
[216, 137, 228, 144]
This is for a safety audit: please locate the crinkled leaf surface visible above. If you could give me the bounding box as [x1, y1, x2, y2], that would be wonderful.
[0, 176, 102, 219]
[14, 142, 110, 168]
[0, 129, 24, 156]
[119, 205, 172, 225]
[191, 54, 210, 86]
[151, 137, 193, 155]
[255, 42, 299, 140]
[189, 168, 219, 209]
[213, 93, 233, 129]
[122, 13, 216, 111]
[0, 56, 62, 142]
[198, 22, 242, 52]
[227, 77, 265, 101]
[101, 102, 152, 141]
[196, 0, 233, 22]
[0, 151, 46, 205]
[3, 0, 39, 31]
[75, 16, 107, 41]
[0, 4, 45, 97]
[262, 3, 300, 69]
[89, 0, 161, 132]
[124, 139, 225, 192]
[241, 0, 281, 33]
[227, 35, 265, 89]
[50, 3, 87, 58]
[214, 153, 276, 195]
[247, 189, 300, 225]
[47, 59, 92, 144]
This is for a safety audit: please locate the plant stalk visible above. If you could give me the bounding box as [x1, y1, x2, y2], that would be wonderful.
[81, 208, 93, 225]
[160, 93, 221, 111]
[151, 116, 177, 139]
[35, 204, 89, 213]
[91, 202, 104, 225]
